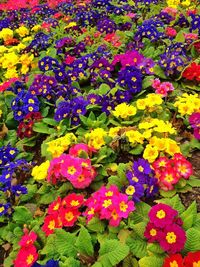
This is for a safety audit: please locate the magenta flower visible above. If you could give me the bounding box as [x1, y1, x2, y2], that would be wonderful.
[148, 203, 178, 228]
[194, 128, 200, 139]
[159, 224, 186, 254]
[60, 155, 82, 180]
[144, 222, 161, 243]
[189, 112, 200, 129]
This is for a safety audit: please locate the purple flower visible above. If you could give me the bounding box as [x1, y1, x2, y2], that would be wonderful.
[125, 182, 144, 202]
[11, 185, 28, 196]
[133, 158, 152, 176]
[0, 203, 10, 216]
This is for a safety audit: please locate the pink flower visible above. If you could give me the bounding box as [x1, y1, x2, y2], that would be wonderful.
[64, 55, 76, 65]
[160, 168, 179, 191]
[152, 78, 161, 89]
[148, 203, 178, 228]
[184, 33, 198, 40]
[19, 232, 37, 248]
[126, 12, 136, 18]
[162, 7, 177, 17]
[42, 214, 62, 236]
[175, 160, 193, 179]
[159, 224, 186, 254]
[60, 155, 82, 181]
[144, 222, 161, 242]
[60, 208, 80, 227]
[165, 27, 177, 37]
[69, 143, 90, 157]
[14, 246, 38, 267]
[194, 128, 200, 139]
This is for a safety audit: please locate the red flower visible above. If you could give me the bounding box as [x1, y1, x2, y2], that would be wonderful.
[184, 251, 200, 267]
[47, 196, 62, 215]
[14, 245, 38, 267]
[163, 254, 184, 267]
[62, 193, 84, 209]
[60, 208, 80, 227]
[42, 214, 62, 236]
[183, 62, 200, 82]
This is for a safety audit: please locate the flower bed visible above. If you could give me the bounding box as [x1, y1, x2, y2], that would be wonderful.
[0, 0, 200, 266]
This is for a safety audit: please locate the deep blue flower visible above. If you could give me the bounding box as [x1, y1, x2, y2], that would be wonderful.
[133, 158, 152, 176]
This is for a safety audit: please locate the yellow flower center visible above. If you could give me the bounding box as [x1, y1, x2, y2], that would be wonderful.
[125, 185, 135, 195]
[193, 261, 200, 267]
[166, 232, 177, 244]
[26, 254, 34, 265]
[102, 199, 112, 208]
[119, 201, 128, 212]
[150, 229, 157, 236]
[53, 203, 60, 210]
[105, 191, 113, 197]
[71, 200, 79, 207]
[88, 208, 95, 215]
[67, 166, 76, 175]
[48, 220, 56, 230]
[138, 166, 144, 172]
[65, 211, 74, 221]
[170, 261, 178, 267]
[156, 209, 166, 219]
[132, 176, 139, 182]
[111, 209, 118, 220]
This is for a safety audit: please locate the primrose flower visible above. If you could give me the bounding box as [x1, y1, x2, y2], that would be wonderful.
[113, 103, 137, 119]
[0, 28, 13, 41]
[60, 155, 82, 180]
[42, 214, 62, 236]
[148, 203, 178, 228]
[31, 160, 50, 180]
[144, 222, 161, 243]
[184, 251, 200, 267]
[19, 232, 37, 248]
[85, 128, 107, 150]
[159, 224, 186, 254]
[163, 254, 184, 267]
[16, 26, 29, 37]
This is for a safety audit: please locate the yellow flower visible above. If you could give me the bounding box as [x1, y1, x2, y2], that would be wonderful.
[146, 94, 163, 107]
[143, 145, 159, 163]
[113, 103, 137, 119]
[108, 127, 121, 138]
[0, 109, 2, 118]
[85, 128, 107, 150]
[0, 45, 8, 54]
[174, 94, 200, 116]
[181, 0, 190, 6]
[2, 52, 19, 68]
[167, 0, 180, 8]
[142, 129, 152, 139]
[31, 25, 42, 32]
[32, 160, 50, 180]
[126, 130, 144, 145]
[47, 133, 77, 158]
[65, 22, 77, 29]
[136, 99, 147, 110]
[16, 26, 29, 37]
[0, 28, 13, 41]
[4, 67, 18, 79]
[165, 139, 180, 156]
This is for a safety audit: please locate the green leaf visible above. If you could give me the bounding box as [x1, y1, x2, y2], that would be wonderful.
[33, 122, 55, 134]
[180, 201, 197, 230]
[153, 65, 167, 79]
[139, 255, 164, 267]
[98, 84, 111, 95]
[129, 222, 147, 239]
[130, 202, 151, 224]
[87, 217, 106, 233]
[142, 76, 154, 89]
[13, 206, 32, 224]
[159, 190, 176, 198]
[76, 226, 94, 256]
[147, 243, 165, 255]
[40, 234, 57, 258]
[127, 237, 147, 259]
[60, 257, 80, 267]
[187, 176, 200, 187]
[43, 118, 58, 127]
[54, 229, 77, 257]
[97, 239, 129, 267]
[20, 184, 38, 202]
[129, 144, 144, 155]
[174, 31, 185, 43]
[184, 228, 200, 253]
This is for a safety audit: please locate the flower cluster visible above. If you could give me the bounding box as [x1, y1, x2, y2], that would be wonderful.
[174, 93, 200, 116]
[47, 133, 76, 158]
[47, 144, 97, 189]
[42, 194, 84, 236]
[84, 185, 135, 226]
[163, 251, 200, 267]
[112, 103, 137, 119]
[189, 112, 200, 140]
[152, 153, 193, 191]
[125, 158, 158, 202]
[144, 203, 186, 254]
[14, 230, 38, 267]
[152, 78, 174, 97]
